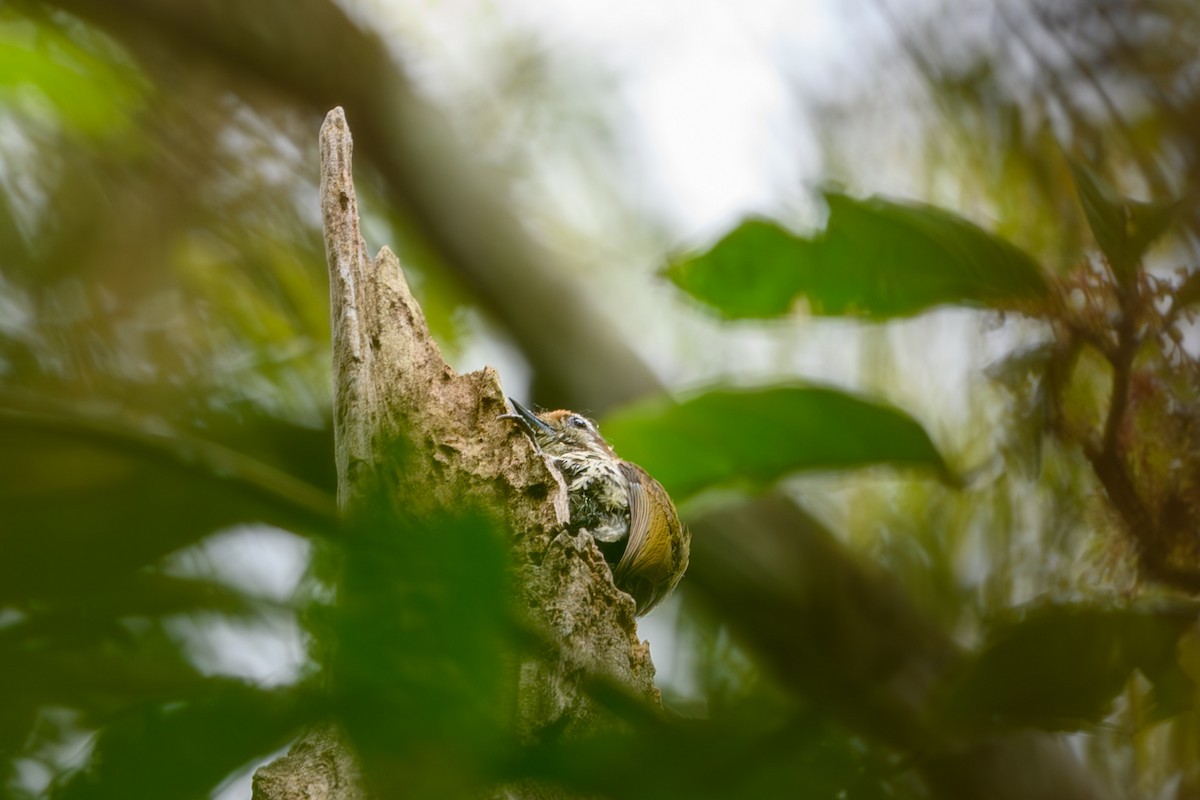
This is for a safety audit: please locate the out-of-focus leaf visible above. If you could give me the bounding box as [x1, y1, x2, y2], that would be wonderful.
[662, 219, 820, 319]
[329, 507, 514, 797]
[516, 710, 899, 800]
[0, 574, 272, 718]
[199, 408, 336, 496]
[0, 402, 335, 602]
[1, 624, 207, 724]
[601, 385, 950, 499]
[982, 341, 1057, 389]
[683, 492, 958, 751]
[30, 574, 272, 626]
[1173, 269, 1200, 314]
[0, 14, 145, 136]
[665, 193, 1048, 320]
[54, 681, 312, 800]
[937, 604, 1198, 732]
[1069, 161, 1181, 288]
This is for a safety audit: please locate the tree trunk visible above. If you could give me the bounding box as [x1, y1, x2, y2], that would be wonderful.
[252, 108, 659, 800]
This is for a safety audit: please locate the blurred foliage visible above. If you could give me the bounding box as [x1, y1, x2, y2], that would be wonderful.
[666, 193, 1049, 320]
[2, 0, 1200, 799]
[515, 708, 912, 800]
[935, 604, 1199, 732]
[0, 7, 145, 137]
[53, 681, 313, 800]
[1069, 161, 1183, 289]
[603, 384, 951, 498]
[319, 507, 516, 798]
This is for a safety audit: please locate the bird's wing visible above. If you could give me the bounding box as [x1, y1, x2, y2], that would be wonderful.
[616, 462, 682, 614]
[616, 462, 649, 578]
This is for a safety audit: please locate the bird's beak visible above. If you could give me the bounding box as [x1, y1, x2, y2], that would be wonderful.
[506, 397, 554, 435]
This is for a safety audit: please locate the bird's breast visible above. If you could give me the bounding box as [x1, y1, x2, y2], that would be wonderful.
[552, 451, 629, 543]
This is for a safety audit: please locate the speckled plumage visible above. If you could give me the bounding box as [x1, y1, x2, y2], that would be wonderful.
[506, 400, 689, 615]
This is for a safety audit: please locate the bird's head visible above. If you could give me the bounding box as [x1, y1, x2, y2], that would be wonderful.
[506, 398, 616, 459]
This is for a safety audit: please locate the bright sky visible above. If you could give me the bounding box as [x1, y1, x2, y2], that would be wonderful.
[355, 0, 901, 235]
[505, 0, 826, 234]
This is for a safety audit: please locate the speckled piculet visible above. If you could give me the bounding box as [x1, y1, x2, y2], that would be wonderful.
[505, 398, 689, 616]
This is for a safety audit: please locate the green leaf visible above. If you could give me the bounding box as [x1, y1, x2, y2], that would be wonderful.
[601, 385, 950, 499]
[0, 402, 335, 602]
[1069, 161, 1181, 288]
[937, 604, 1197, 732]
[3, 636, 207, 720]
[665, 193, 1048, 320]
[663, 219, 819, 319]
[329, 509, 514, 796]
[518, 709, 897, 800]
[54, 681, 311, 800]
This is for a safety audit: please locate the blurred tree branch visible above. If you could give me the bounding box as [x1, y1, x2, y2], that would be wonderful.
[30, 0, 660, 412]
[688, 493, 1112, 800]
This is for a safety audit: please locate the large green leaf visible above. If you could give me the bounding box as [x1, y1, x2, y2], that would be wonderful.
[0, 402, 335, 602]
[601, 385, 950, 499]
[329, 508, 515, 797]
[665, 193, 1048, 320]
[937, 604, 1197, 732]
[661, 219, 821, 319]
[1069, 161, 1181, 288]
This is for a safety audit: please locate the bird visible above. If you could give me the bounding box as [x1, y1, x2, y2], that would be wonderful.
[504, 397, 689, 616]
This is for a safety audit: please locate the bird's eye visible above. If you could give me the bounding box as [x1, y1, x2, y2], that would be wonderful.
[569, 415, 589, 430]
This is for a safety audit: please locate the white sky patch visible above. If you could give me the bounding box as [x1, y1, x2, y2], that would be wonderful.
[623, 27, 802, 236]
[161, 527, 311, 686]
[352, 0, 836, 236]
[634, 593, 692, 695]
[214, 745, 291, 800]
[167, 612, 308, 688]
[449, 305, 532, 392]
[163, 525, 310, 603]
[504, 0, 824, 235]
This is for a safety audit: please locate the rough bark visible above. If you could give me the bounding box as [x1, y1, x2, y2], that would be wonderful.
[252, 725, 363, 800]
[252, 108, 658, 800]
